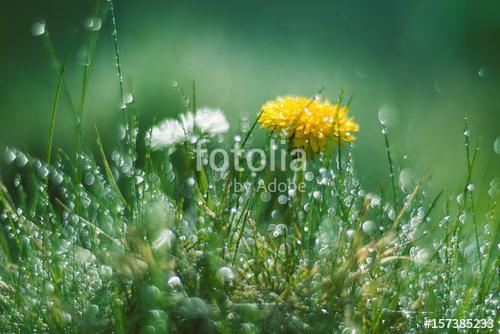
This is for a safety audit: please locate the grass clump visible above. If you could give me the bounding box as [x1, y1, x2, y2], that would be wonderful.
[0, 2, 498, 333]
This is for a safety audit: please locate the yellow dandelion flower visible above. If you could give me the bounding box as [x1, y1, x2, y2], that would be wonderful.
[258, 96, 359, 155]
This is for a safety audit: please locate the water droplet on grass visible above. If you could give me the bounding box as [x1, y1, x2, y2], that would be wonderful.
[16, 153, 28, 167]
[37, 165, 49, 179]
[494, 136, 500, 155]
[51, 172, 63, 186]
[84, 173, 95, 185]
[478, 66, 489, 78]
[399, 168, 415, 193]
[305, 171, 314, 181]
[217, 266, 234, 283]
[272, 224, 287, 237]
[362, 220, 375, 234]
[123, 93, 134, 105]
[413, 248, 429, 265]
[4, 148, 15, 164]
[84, 17, 102, 31]
[31, 20, 46, 36]
[167, 275, 182, 287]
[278, 195, 288, 204]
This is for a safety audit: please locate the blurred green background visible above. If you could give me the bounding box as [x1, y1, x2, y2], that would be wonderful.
[0, 0, 498, 201]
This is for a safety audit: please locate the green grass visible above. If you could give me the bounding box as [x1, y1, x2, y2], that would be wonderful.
[0, 1, 498, 333]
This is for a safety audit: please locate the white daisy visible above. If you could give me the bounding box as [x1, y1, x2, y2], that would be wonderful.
[194, 107, 230, 135]
[148, 119, 186, 150]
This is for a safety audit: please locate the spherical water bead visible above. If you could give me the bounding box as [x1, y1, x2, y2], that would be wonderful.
[62, 312, 72, 324]
[399, 168, 415, 193]
[4, 148, 15, 164]
[84, 16, 102, 31]
[304, 171, 314, 181]
[51, 172, 64, 186]
[488, 179, 499, 198]
[260, 191, 271, 202]
[320, 177, 329, 185]
[303, 203, 310, 212]
[217, 266, 234, 284]
[456, 193, 464, 204]
[413, 248, 429, 266]
[467, 183, 474, 192]
[167, 275, 182, 287]
[13, 175, 21, 188]
[271, 210, 280, 218]
[31, 20, 46, 36]
[272, 224, 287, 237]
[388, 209, 396, 220]
[84, 173, 95, 186]
[409, 215, 422, 229]
[381, 127, 388, 135]
[478, 66, 489, 78]
[278, 195, 288, 205]
[312, 190, 322, 200]
[463, 129, 471, 137]
[366, 194, 381, 208]
[494, 136, 500, 155]
[123, 93, 134, 106]
[346, 229, 355, 238]
[186, 177, 195, 187]
[16, 152, 28, 167]
[362, 220, 375, 234]
[36, 165, 49, 179]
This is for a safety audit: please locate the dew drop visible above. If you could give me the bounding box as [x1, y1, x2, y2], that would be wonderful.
[362, 220, 375, 234]
[346, 229, 355, 238]
[186, 177, 195, 187]
[278, 195, 288, 205]
[16, 153, 28, 167]
[304, 171, 314, 181]
[37, 166, 49, 179]
[493, 136, 500, 155]
[167, 275, 182, 287]
[478, 66, 489, 78]
[123, 93, 134, 105]
[217, 266, 234, 284]
[31, 20, 46, 36]
[4, 148, 15, 164]
[272, 224, 287, 237]
[84, 173, 95, 185]
[51, 173, 64, 186]
[312, 190, 322, 200]
[84, 17, 102, 31]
